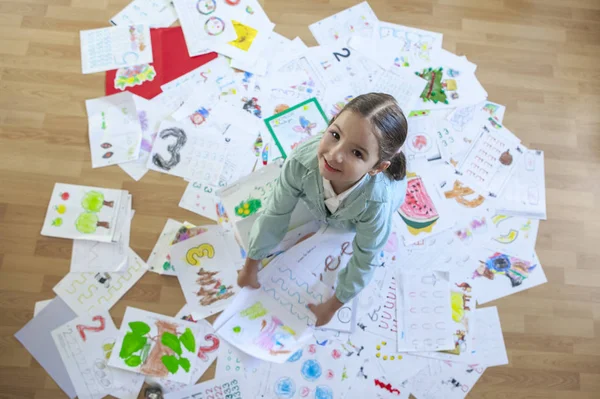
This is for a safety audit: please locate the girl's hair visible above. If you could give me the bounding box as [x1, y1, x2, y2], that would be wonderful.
[337, 93, 408, 180]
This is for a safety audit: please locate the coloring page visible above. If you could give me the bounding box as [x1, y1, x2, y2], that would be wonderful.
[163, 376, 248, 399]
[147, 120, 198, 178]
[447, 100, 506, 133]
[468, 306, 508, 367]
[147, 219, 187, 275]
[484, 213, 539, 261]
[433, 160, 488, 215]
[41, 183, 123, 242]
[80, 24, 153, 74]
[396, 162, 456, 245]
[171, 84, 220, 123]
[467, 248, 546, 304]
[161, 56, 232, 95]
[405, 114, 442, 161]
[262, 339, 364, 399]
[15, 298, 78, 399]
[85, 92, 143, 169]
[397, 270, 454, 352]
[215, 340, 271, 398]
[409, 359, 486, 399]
[108, 307, 204, 384]
[146, 306, 221, 393]
[186, 127, 229, 185]
[378, 22, 443, 67]
[413, 50, 487, 110]
[173, 0, 238, 57]
[434, 111, 490, 167]
[51, 311, 145, 399]
[455, 117, 523, 198]
[53, 249, 148, 316]
[119, 94, 173, 181]
[309, 1, 379, 46]
[170, 225, 239, 319]
[230, 31, 291, 76]
[70, 193, 131, 272]
[264, 97, 329, 159]
[356, 268, 398, 340]
[217, 159, 282, 224]
[495, 148, 547, 219]
[371, 67, 427, 115]
[110, 0, 177, 28]
[273, 56, 327, 105]
[179, 181, 219, 221]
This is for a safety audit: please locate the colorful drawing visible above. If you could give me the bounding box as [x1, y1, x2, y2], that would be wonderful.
[398, 174, 439, 235]
[114, 64, 156, 90]
[196, 0, 216, 15]
[195, 268, 235, 306]
[275, 377, 296, 398]
[301, 359, 322, 381]
[474, 252, 537, 287]
[374, 340, 403, 361]
[241, 96, 262, 118]
[186, 244, 215, 266]
[229, 20, 257, 51]
[253, 132, 263, 156]
[294, 116, 317, 136]
[75, 212, 110, 234]
[81, 191, 114, 213]
[205, 16, 226, 36]
[235, 198, 262, 218]
[417, 66, 448, 105]
[443, 180, 485, 209]
[329, 95, 354, 118]
[189, 107, 210, 126]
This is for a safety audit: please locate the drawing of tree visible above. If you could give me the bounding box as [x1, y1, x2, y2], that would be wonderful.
[75, 212, 110, 234]
[81, 190, 114, 212]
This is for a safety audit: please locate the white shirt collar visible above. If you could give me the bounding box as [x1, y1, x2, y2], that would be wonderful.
[322, 176, 364, 214]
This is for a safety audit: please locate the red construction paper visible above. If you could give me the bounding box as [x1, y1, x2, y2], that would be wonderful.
[105, 26, 218, 99]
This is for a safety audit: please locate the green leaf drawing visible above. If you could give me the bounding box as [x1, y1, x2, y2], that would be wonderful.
[179, 328, 196, 353]
[128, 321, 151, 336]
[161, 332, 182, 355]
[124, 355, 142, 367]
[162, 355, 179, 374]
[119, 332, 147, 359]
[178, 357, 191, 372]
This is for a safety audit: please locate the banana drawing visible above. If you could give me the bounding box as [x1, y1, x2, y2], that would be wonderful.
[494, 229, 518, 244]
[186, 244, 215, 266]
[491, 214, 511, 226]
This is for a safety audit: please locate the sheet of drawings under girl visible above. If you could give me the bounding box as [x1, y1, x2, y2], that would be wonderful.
[15, 1, 548, 398]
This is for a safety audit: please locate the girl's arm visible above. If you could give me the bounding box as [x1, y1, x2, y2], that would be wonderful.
[335, 205, 391, 303]
[246, 158, 304, 261]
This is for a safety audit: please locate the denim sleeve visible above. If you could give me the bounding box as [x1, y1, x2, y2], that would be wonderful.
[247, 158, 303, 260]
[334, 202, 392, 303]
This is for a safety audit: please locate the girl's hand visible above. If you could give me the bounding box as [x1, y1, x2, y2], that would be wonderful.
[308, 296, 344, 327]
[237, 258, 261, 289]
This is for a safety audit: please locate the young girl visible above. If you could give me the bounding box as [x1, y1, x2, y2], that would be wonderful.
[238, 93, 408, 326]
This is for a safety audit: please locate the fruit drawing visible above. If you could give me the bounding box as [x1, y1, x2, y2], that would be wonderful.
[54, 204, 67, 214]
[398, 174, 439, 235]
[499, 149, 513, 166]
[493, 229, 518, 244]
[60, 192, 70, 201]
[51, 217, 63, 227]
[75, 212, 110, 234]
[81, 191, 114, 213]
[416, 66, 448, 105]
[235, 198, 262, 218]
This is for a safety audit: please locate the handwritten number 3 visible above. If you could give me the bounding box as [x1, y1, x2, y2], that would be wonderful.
[152, 127, 187, 171]
[76, 315, 106, 341]
[333, 48, 351, 62]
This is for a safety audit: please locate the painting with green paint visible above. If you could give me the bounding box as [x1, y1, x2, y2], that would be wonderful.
[41, 183, 125, 242]
[108, 307, 202, 384]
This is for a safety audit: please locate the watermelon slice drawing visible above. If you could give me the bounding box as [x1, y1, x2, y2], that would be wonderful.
[398, 174, 439, 235]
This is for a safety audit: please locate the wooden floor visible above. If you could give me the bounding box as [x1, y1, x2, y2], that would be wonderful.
[1, 0, 599, 397]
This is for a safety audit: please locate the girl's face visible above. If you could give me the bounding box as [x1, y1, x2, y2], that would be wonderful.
[317, 110, 389, 191]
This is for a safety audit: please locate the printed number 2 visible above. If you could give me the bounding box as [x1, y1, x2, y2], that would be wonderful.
[76, 315, 106, 341]
[333, 48, 351, 62]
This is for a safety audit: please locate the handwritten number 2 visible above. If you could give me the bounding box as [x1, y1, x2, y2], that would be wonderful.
[76, 315, 106, 341]
[333, 48, 351, 62]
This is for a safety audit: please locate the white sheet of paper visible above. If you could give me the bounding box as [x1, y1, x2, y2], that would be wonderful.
[230, 31, 290, 76]
[70, 193, 131, 272]
[371, 67, 427, 114]
[309, 1, 379, 46]
[186, 127, 229, 185]
[173, 0, 238, 57]
[54, 248, 148, 315]
[469, 306, 508, 367]
[33, 298, 53, 316]
[41, 183, 123, 242]
[355, 268, 398, 340]
[456, 117, 523, 198]
[212, 17, 275, 65]
[398, 270, 454, 352]
[405, 114, 442, 161]
[86, 91, 143, 168]
[467, 248, 546, 304]
[110, 0, 177, 28]
[170, 225, 239, 319]
[51, 311, 145, 399]
[484, 213, 539, 261]
[377, 22, 443, 67]
[495, 148, 546, 219]
[347, 358, 411, 399]
[215, 340, 270, 398]
[15, 297, 77, 399]
[179, 181, 219, 221]
[164, 375, 249, 399]
[80, 24, 153, 74]
[107, 307, 203, 384]
[147, 219, 185, 275]
[409, 359, 485, 399]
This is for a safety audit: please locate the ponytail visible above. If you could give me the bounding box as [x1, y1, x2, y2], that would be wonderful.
[385, 151, 407, 181]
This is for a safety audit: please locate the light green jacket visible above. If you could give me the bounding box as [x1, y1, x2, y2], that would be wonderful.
[247, 135, 407, 303]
